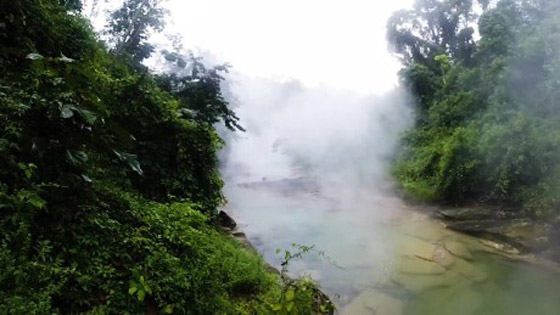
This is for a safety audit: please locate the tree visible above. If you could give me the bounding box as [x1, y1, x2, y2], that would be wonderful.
[391, 0, 560, 218]
[59, 0, 82, 10]
[107, 0, 167, 62]
[387, 0, 485, 66]
[158, 50, 245, 131]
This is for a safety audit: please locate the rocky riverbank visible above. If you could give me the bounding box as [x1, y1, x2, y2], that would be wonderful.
[435, 207, 560, 263]
[217, 210, 335, 314]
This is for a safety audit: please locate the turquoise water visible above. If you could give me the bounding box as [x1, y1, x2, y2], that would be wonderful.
[404, 252, 560, 315]
[225, 184, 560, 314]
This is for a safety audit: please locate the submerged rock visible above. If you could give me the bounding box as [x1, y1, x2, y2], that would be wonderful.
[396, 256, 446, 275]
[397, 236, 438, 261]
[451, 259, 488, 283]
[444, 240, 473, 261]
[432, 246, 456, 267]
[342, 289, 404, 315]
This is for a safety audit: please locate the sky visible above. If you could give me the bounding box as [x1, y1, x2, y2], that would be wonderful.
[163, 0, 414, 94]
[83, 0, 416, 185]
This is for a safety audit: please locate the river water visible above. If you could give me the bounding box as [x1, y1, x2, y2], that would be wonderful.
[224, 179, 560, 315]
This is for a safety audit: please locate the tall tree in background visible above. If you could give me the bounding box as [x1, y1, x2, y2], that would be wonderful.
[387, 0, 488, 67]
[59, 0, 82, 10]
[107, 0, 167, 61]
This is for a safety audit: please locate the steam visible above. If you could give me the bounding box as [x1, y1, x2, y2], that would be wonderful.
[221, 74, 413, 210]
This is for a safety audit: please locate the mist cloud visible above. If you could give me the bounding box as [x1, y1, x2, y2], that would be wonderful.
[221, 73, 414, 202]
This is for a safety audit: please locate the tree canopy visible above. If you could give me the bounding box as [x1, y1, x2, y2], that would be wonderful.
[390, 0, 560, 218]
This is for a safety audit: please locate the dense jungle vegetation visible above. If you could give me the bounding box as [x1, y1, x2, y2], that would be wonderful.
[389, 0, 560, 220]
[0, 0, 329, 313]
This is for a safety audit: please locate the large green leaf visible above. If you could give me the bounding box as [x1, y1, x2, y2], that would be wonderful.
[76, 108, 98, 125]
[66, 149, 89, 165]
[114, 150, 144, 175]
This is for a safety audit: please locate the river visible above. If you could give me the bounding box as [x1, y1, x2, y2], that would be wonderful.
[223, 177, 560, 314]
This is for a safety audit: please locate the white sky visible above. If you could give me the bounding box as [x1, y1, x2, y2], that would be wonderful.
[164, 0, 414, 94]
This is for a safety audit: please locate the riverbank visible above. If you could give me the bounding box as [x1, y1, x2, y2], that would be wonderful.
[217, 210, 335, 314]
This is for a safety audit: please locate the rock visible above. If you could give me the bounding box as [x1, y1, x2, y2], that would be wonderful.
[444, 240, 473, 260]
[396, 256, 446, 275]
[232, 230, 246, 238]
[217, 210, 237, 229]
[437, 208, 522, 221]
[501, 221, 551, 250]
[445, 219, 531, 253]
[480, 239, 520, 255]
[341, 289, 404, 315]
[432, 246, 456, 267]
[445, 219, 509, 234]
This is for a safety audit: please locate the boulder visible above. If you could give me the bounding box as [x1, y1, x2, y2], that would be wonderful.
[217, 210, 237, 229]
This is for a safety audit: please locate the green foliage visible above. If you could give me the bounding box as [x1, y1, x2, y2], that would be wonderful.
[107, 0, 167, 62]
[157, 51, 245, 132]
[390, 0, 560, 217]
[0, 0, 313, 313]
[0, 185, 279, 313]
[387, 0, 483, 66]
[269, 244, 336, 315]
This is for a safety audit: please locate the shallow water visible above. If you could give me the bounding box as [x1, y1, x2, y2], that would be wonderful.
[224, 183, 560, 315]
